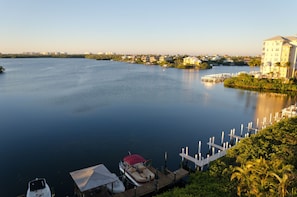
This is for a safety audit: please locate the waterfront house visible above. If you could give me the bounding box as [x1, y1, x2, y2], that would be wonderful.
[183, 56, 202, 66]
[159, 55, 174, 63]
[260, 35, 297, 79]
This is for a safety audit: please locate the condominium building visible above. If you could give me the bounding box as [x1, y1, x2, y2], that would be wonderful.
[261, 35, 297, 79]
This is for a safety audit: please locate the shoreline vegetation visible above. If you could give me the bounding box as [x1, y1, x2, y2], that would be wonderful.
[0, 53, 260, 70]
[224, 73, 297, 94]
[157, 117, 297, 197]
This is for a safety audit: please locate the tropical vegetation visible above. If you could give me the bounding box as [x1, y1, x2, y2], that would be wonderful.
[224, 73, 297, 93]
[156, 117, 297, 197]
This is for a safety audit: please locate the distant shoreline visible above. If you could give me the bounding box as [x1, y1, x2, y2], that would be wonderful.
[0, 54, 85, 58]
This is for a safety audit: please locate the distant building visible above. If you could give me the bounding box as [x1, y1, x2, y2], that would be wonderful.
[149, 55, 159, 63]
[183, 56, 201, 66]
[261, 35, 297, 78]
[159, 55, 174, 63]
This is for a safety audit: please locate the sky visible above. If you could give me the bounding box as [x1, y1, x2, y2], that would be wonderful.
[0, 0, 296, 56]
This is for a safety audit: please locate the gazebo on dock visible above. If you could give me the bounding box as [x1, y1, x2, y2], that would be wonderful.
[69, 164, 119, 197]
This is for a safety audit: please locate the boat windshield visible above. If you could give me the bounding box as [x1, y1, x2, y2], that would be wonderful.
[29, 179, 46, 191]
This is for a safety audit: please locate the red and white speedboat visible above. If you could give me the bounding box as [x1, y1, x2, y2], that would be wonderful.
[119, 153, 155, 186]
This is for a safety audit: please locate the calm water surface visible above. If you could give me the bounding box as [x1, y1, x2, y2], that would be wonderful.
[0, 58, 296, 196]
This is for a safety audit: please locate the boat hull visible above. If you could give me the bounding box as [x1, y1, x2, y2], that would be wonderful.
[119, 160, 155, 187]
[26, 178, 51, 197]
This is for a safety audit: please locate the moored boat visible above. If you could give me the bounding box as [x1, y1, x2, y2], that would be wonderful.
[26, 178, 51, 197]
[119, 153, 155, 186]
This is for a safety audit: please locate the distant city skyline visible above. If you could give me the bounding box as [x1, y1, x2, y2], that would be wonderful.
[0, 0, 296, 56]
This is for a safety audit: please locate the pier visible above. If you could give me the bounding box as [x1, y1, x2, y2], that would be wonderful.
[179, 105, 297, 171]
[113, 167, 188, 197]
[201, 71, 260, 83]
[76, 166, 189, 197]
[201, 73, 233, 82]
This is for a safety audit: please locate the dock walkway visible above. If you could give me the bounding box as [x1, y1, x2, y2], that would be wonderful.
[113, 167, 188, 197]
[179, 149, 226, 169]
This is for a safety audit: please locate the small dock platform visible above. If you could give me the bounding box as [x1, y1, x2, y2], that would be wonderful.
[72, 166, 188, 197]
[113, 166, 188, 197]
[201, 73, 233, 83]
[179, 149, 226, 169]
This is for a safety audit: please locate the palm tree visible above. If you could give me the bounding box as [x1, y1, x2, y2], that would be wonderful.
[231, 158, 283, 196]
[269, 161, 293, 197]
[231, 165, 251, 196]
[269, 173, 289, 197]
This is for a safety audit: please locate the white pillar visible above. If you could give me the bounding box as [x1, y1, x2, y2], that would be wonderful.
[198, 141, 201, 155]
[240, 124, 243, 136]
[194, 154, 198, 169]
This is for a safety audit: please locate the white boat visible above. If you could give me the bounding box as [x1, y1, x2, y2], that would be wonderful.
[119, 153, 155, 186]
[26, 178, 51, 197]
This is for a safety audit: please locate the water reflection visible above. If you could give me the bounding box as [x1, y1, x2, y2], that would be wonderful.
[182, 69, 200, 87]
[254, 92, 297, 126]
[201, 81, 216, 89]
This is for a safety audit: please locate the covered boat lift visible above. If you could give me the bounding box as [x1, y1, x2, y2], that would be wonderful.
[70, 164, 122, 197]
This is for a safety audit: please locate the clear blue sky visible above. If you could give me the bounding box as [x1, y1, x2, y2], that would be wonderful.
[1, 0, 296, 56]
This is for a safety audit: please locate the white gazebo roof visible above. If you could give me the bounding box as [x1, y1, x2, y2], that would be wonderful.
[70, 164, 117, 192]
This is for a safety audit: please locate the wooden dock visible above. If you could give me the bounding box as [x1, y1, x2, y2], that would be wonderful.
[178, 109, 293, 171]
[179, 150, 226, 169]
[201, 73, 233, 83]
[72, 166, 188, 197]
[113, 167, 188, 197]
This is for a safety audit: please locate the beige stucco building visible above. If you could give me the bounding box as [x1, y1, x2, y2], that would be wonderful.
[261, 35, 297, 79]
[183, 56, 201, 66]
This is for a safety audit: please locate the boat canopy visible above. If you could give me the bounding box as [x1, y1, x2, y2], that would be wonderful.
[70, 164, 118, 192]
[123, 154, 146, 165]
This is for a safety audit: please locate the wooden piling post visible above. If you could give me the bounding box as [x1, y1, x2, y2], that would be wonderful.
[181, 148, 184, 162]
[164, 152, 167, 170]
[198, 141, 201, 156]
[194, 154, 198, 169]
[240, 124, 243, 137]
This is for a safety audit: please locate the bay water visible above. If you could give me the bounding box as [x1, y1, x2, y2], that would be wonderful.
[0, 58, 295, 196]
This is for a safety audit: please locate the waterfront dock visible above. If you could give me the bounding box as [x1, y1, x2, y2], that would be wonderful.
[179, 106, 297, 171]
[201, 73, 233, 82]
[113, 167, 188, 197]
[201, 71, 261, 83]
[73, 166, 188, 197]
